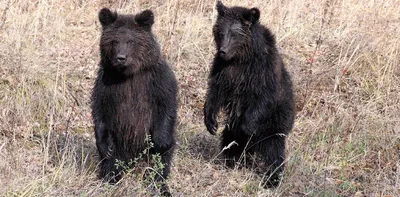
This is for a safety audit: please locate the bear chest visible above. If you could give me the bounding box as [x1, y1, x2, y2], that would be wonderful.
[220, 65, 252, 95]
[101, 79, 152, 131]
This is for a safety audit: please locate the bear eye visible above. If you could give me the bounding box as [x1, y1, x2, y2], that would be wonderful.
[231, 31, 238, 37]
[111, 40, 118, 45]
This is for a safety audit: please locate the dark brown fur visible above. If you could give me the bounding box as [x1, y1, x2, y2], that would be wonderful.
[204, 1, 295, 187]
[91, 8, 177, 196]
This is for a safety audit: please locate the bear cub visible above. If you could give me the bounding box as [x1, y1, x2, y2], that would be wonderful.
[204, 1, 295, 187]
[91, 8, 178, 195]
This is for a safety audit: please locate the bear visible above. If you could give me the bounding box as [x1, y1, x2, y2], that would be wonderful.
[91, 8, 178, 196]
[203, 1, 295, 187]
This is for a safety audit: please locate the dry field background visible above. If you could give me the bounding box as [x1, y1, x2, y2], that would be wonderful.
[0, 0, 399, 196]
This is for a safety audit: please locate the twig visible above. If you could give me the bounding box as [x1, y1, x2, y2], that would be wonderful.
[211, 141, 238, 162]
[0, 0, 11, 29]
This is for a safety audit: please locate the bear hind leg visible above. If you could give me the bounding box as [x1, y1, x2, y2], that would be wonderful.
[99, 157, 123, 184]
[256, 135, 286, 188]
[148, 135, 175, 196]
[221, 128, 249, 168]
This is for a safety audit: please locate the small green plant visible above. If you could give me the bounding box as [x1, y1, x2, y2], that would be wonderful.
[113, 135, 167, 193]
[78, 192, 88, 197]
[142, 136, 167, 194]
[114, 135, 153, 172]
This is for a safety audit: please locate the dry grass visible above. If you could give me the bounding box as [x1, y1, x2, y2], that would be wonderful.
[0, 0, 399, 196]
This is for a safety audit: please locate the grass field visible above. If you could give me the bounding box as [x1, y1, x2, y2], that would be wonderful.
[0, 0, 399, 196]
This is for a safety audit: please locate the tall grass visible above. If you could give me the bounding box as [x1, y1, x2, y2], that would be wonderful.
[0, 0, 398, 196]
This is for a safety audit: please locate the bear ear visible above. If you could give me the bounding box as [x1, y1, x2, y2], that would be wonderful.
[135, 9, 154, 29]
[216, 1, 226, 16]
[243, 7, 260, 25]
[99, 8, 117, 27]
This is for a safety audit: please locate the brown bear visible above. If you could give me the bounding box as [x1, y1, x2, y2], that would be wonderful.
[204, 1, 295, 187]
[91, 8, 177, 196]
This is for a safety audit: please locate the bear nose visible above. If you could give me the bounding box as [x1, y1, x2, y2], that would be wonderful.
[219, 49, 227, 57]
[117, 54, 126, 63]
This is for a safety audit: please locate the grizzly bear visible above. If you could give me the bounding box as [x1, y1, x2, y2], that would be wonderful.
[91, 8, 177, 195]
[204, 1, 295, 187]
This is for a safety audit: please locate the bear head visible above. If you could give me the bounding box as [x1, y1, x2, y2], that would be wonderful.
[213, 1, 260, 61]
[99, 8, 159, 77]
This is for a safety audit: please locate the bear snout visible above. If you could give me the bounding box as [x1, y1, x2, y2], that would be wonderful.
[116, 54, 126, 64]
[219, 48, 233, 61]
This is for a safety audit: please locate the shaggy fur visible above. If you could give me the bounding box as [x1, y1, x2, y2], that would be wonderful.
[204, 1, 295, 187]
[91, 8, 177, 195]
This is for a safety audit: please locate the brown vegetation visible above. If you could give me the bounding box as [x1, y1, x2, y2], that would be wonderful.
[0, 0, 399, 196]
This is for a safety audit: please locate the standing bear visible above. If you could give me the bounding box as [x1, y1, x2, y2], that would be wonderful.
[91, 8, 177, 195]
[204, 1, 295, 187]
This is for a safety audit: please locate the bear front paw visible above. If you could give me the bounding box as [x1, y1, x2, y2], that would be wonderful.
[98, 141, 114, 159]
[205, 116, 218, 135]
[105, 143, 114, 159]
